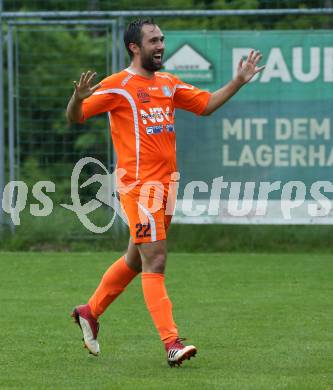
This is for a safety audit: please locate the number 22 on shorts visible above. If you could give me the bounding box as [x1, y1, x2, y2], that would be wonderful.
[135, 223, 151, 238]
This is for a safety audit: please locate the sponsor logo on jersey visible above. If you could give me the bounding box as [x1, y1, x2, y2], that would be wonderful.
[146, 125, 164, 135]
[162, 85, 172, 97]
[137, 88, 150, 103]
[140, 106, 171, 124]
[165, 124, 174, 132]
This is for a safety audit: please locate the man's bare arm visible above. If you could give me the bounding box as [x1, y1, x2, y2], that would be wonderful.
[202, 50, 265, 116]
[66, 71, 100, 123]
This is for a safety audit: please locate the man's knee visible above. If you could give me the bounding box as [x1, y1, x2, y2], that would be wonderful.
[139, 241, 167, 273]
[148, 252, 166, 273]
[125, 239, 142, 272]
[125, 252, 142, 272]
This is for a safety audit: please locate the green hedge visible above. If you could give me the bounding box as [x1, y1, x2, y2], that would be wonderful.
[1, 207, 333, 253]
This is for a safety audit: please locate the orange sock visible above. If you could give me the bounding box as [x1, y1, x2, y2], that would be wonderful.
[141, 272, 178, 344]
[88, 256, 138, 318]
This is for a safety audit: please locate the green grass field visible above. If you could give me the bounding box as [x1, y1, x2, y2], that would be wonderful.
[1, 252, 332, 389]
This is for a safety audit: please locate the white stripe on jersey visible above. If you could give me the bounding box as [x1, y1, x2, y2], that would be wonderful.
[93, 88, 140, 180]
[172, 84, 194, 95]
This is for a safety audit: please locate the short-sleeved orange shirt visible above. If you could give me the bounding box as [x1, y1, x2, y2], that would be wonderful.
[81, 69, 211, 186]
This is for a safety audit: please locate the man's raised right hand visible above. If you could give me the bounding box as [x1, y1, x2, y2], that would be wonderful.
[73, 71, 101, 101]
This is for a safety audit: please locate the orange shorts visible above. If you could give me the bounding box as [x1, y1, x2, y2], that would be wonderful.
[119, 182, 176, 244]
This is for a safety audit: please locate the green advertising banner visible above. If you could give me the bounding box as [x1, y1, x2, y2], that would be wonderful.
[164, 31, 333, 223]
[165, 30, 333, 100]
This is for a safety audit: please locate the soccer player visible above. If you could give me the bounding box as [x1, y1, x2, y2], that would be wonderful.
[66, 18, 264, 367]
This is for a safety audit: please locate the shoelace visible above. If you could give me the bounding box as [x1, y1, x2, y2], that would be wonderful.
[171, 337, 187, 349]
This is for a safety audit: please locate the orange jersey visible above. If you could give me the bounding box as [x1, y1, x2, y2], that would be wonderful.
[81, 69, 211, 186]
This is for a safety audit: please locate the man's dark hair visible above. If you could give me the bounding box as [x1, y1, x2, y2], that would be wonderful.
[124, 18, 156, 59]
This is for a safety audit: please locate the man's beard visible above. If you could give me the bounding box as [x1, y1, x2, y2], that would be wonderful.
[141, 51, 163, 72]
